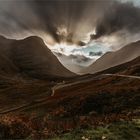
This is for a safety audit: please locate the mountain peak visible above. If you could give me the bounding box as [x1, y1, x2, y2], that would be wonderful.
[0, 35, 76, 79]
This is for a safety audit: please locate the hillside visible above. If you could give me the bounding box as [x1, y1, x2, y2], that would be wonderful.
[81, 40, 140, 74]
[0, 36, 76, 79]
[0, 36, 139, 139]
[96, 56, 140, 76]
[0, 56, 139, 139]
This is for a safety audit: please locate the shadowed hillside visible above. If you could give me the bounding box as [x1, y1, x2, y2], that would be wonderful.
[0, 36, 76, 79]
[0, 35, 139, 139]
[96, 56, 140, 76]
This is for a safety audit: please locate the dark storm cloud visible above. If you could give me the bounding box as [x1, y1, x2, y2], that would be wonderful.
[0, 0, 109, 43]
[91, 1, 140, 39]
[0, 0, 140, 44]
[28, 0, 99, 42]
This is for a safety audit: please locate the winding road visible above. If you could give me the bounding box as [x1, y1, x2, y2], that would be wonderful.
[0, 73, 139, 114]
[51, 74, 140, 96]
[104, 74, 140, 79]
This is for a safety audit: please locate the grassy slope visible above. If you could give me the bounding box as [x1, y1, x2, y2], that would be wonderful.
[50, 119, 140, 140]
[0, 74, 139, 139]
[0, 47, 139, 139]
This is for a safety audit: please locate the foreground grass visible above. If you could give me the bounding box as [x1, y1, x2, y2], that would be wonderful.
[50, 119, 140, 140]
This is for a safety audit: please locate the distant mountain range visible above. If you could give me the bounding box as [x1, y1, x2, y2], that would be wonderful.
[0, 35, 140, 77]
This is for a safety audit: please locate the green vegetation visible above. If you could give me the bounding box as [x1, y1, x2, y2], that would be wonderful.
[50, 119, 140, 140]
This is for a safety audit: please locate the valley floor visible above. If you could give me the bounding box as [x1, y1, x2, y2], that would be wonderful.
[0, 73, 139, 139]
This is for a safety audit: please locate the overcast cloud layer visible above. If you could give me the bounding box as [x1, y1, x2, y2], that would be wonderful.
[0, 0, 140, 47]
[1, 0, 140, 70]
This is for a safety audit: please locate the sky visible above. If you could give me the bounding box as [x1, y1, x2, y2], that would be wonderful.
[50, 0, 140, 61]
[0, 0, 140, 66]
[120, 0, 140, 6]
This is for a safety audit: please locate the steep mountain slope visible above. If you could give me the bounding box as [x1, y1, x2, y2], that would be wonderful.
[81, 40, 140, 74]
[0, 36, 76, 79]
[96, 56, 140, 76]
[0, 36, 19, 75]
[0, 54, 18, 75]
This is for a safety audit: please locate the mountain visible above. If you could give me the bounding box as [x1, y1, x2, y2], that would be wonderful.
[96, 56, 140, 76]
[0, 35, 76, 79]
[0, 36, 19, 75]
[0, 56, 139, 139]
[81, 40, 140, 74]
